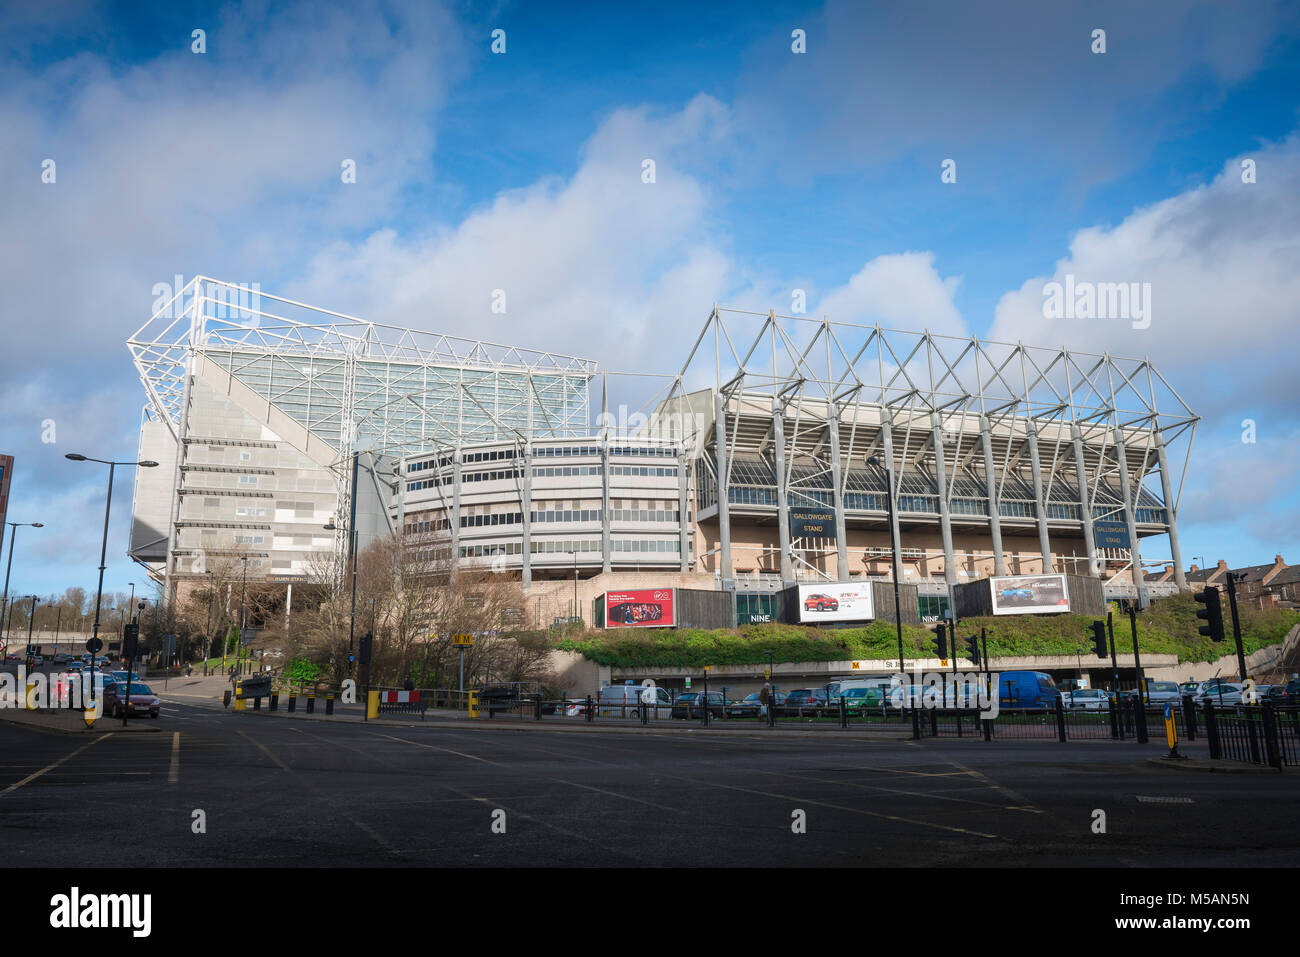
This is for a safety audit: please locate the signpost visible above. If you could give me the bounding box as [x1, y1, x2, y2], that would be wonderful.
[452, 633, 473, 706]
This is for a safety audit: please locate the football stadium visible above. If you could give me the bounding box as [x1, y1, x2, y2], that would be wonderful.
[127, 278, 1197, 628]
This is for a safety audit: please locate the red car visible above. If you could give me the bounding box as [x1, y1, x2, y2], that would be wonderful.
[803, 594, 839, 612]
[112, 681, 161, 719]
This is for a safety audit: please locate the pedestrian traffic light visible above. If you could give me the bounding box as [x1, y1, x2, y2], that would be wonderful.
[357, 631, 373, 664]
[964, 634, 980, 666]
[931, 623, 948, 659]
[1090, 620, 1108, 658]
[1194, 587, 1225, 641]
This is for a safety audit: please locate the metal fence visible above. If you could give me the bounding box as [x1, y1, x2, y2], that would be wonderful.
[1203, 700, 1299, 770]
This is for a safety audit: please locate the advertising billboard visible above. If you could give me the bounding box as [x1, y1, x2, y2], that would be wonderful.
[797, 582, 875, 623]
[989, 574, 1070, 615]
[604, 589, 675, 628]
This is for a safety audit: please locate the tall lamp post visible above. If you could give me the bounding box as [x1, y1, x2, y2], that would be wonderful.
[0, 521, 44, 642]
[64, 453, 159, 695]
[324, 449, 361, 676]
[868, 456, 907, 674]
[23, 596, 39, 664]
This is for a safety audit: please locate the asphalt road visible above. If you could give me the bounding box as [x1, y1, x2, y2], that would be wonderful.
[2, 692, 1297, 868]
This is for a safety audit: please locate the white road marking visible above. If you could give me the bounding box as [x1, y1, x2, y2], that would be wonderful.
[234, 727, 291, 772]
[1, 734, 111, 796]
[169, 731, 180, 783]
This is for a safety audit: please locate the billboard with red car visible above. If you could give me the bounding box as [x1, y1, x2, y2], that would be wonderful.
[604, 589, 675, 628]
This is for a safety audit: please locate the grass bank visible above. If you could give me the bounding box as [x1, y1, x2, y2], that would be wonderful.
[556, 594, 1299, 669]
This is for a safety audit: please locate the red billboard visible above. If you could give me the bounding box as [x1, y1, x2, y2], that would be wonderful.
[604, 589, 675, 628]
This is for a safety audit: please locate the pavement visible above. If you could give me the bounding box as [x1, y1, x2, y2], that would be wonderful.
[0, 679, 1296, 867]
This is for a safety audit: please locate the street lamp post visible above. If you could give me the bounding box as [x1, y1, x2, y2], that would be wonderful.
[868, 456, 907, 674]
[324, 449, 361, 676]
[0, 522, 44, 642]
[64, 454, 158, 695]
[24, 596, 38, 664]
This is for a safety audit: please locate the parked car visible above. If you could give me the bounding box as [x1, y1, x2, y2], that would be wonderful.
[1179, 682, 1199, 697]
[670, 691, 728, 719]
[997, 671, 1058, 710]
[838, 685, 886, 714]
[2, 654, 21, 664]
[727, 690, 788, 717]
[1142, 680, 1183, 707]
[597, 684, 673, 718]
[802, 593, 839, 613]
[112, 682, 160, 719]
[1063, 688, 1112, 711]
[1193, 680, 1244, 706]
[563, 698, 590, 717]
[784, 688, 831, 715]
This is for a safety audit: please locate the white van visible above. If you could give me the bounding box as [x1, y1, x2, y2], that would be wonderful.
[596, 684, 674, 718]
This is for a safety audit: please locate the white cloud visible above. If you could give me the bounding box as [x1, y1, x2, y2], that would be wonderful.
[989, 133, 1300, 413]
[815, 252, 966, 337]
[287, 95, 739, 372]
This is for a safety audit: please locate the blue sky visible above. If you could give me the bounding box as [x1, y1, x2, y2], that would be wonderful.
[1, 0, 1298, 600]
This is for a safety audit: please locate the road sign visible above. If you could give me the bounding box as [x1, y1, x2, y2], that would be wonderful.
[684, 676, 692, 689]
[85, 637, 104, 654]
[452, 633, 473, 647]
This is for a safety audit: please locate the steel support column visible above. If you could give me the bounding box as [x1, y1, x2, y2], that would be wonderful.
[1071, 422, 1100, 578]
[826, 410, 850, 581]
[1154, 432, 1187, 590]
[1025, 426, 1054, 573]
[772, 402, 792, 582]
[880, 417, 905, 593]
[1112, 431, 1147, 607]
[978, 414, 1006, 576]
[931, 415, 958, 602]
[713, 391, 733, 580]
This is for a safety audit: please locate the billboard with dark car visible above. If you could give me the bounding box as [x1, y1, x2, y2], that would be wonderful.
[604, 589, 675, 628]
[989, 574, 1070, 615]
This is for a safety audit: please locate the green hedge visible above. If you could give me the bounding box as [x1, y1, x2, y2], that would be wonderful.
[556, 594, 1299, 669]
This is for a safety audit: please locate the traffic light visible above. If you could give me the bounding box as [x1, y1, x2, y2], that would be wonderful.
[1090, 620, 1108, 658]
[122, 623, 140, 660]
[357, 631, 374, 664]
[1194, 587, 1225, 641]
[931, 623, 948, 659]
[964, 634, 980, 666]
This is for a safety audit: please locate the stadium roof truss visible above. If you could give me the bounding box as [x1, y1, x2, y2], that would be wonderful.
[128, 276, 598, 568]
[671, 306, 1198, 588]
